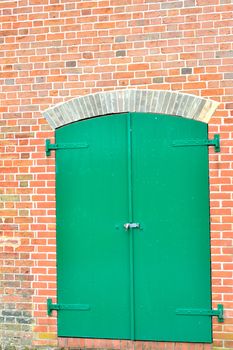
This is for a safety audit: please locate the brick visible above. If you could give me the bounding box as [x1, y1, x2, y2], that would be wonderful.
[161, 2, 183, 9]
[65, 60, 76, 67]
[153, 77, 164, 83]
[128, 63, 149, 71]
[115, 36, 126, 42]
[116, 50, 126, 57]
[0, 195, 20, 202]
[181, 67, 192, 74]
[184, 0, 196, 6]
[5, 79, 15, 85]
[216, 50, 233, 58]
[224, 73, 233, 79]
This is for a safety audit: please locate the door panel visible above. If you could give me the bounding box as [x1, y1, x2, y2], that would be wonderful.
[55, 112, 212, 342]
[132, 114, 211, 342]
[56, 114, 131, 339]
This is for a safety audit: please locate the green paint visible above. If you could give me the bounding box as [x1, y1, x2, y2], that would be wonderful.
[55, 113, 213, 342]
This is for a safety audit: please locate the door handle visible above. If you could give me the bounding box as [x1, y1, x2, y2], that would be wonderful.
[124, 223, 140, 230]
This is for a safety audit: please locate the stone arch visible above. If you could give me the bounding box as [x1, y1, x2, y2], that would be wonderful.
[42, 89, 219, 129]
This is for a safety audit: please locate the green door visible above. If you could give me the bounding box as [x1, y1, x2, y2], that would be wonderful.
[56, 114, 131, 339]
[132, 114, 211, 342]
[55, 113, 211, 342]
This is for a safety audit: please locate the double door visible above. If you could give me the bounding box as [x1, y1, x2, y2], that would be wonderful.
[56, 113, 212, 342]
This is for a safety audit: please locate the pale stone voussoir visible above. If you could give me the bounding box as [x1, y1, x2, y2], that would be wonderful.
[42, 89, 219, 129]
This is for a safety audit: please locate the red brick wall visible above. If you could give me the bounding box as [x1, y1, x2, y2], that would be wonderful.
[0, 0, 232, 349]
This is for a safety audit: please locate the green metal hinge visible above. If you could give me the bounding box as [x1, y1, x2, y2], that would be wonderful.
[176, 304, 224, 323]
[172, 134, 220, 153]
[45, 139, 89, 156]
[47, 298, 90, 316]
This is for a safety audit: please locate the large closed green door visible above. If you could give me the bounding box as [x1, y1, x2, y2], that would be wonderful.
[55, 112, 211, 342]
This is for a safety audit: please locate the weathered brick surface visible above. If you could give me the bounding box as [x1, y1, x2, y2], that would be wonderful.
[0, 0, 233, 349]
[43, 89, 219, 128]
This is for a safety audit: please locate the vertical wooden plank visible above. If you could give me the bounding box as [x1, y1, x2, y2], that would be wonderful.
[127, 112, 135, 340]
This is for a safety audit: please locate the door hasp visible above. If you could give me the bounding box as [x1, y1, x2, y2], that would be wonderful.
[46, 139, 89, 156]
[176, 304, 224, 323]
[47, 298, 90, 316]
[172, 134, 220, 153]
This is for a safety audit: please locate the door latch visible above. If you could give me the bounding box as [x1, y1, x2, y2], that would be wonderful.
[124, 223, 140, 230]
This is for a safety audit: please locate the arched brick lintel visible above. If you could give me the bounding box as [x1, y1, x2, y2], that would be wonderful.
[42, 89, 219, 129]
